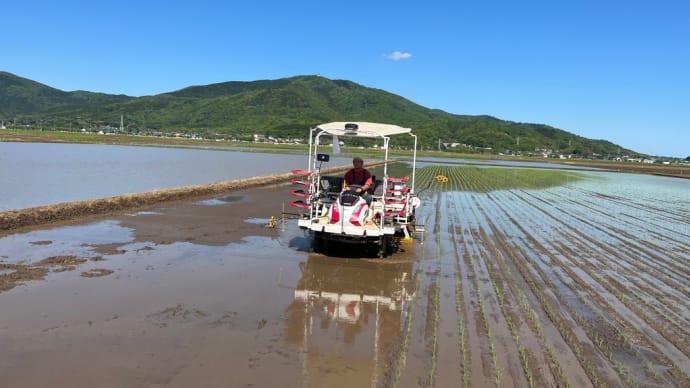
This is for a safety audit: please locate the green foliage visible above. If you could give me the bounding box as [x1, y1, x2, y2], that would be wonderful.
[417, 166, 584, 192]
[0, 71, 636, 156]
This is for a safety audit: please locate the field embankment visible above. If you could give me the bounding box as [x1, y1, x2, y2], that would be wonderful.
[556, 159, 690, 179]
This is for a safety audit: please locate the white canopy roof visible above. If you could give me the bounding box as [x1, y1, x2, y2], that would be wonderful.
[315, 122, 412, 138]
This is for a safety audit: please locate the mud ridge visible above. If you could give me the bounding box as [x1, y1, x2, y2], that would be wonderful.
[0, 162, 388, 233]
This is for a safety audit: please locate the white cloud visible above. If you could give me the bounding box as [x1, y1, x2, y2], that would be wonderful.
[386, 51, 412, 61]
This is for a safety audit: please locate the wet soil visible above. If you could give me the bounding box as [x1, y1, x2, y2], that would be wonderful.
[0, 174, 688, 387]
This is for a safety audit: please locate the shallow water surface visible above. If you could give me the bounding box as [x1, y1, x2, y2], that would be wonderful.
[0, 142, 354, 211]
[0, 185, 420, 387]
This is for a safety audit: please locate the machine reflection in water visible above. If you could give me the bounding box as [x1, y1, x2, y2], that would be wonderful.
[284, 255, 415, 387]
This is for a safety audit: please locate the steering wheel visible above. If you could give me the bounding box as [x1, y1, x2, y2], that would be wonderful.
[344, 184, 363, 194]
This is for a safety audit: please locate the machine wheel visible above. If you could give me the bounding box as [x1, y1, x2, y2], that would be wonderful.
[377, 237, 386, 258]
[378, 236, 394, 258]
[311, 233, 323, 253]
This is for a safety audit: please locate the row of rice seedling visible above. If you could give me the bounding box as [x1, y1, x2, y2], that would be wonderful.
[390, 189, 458, 387]
[413, 166, 584, 194]
[489, 186, 686, 386]
[452, 181, 602, 385]
[466, 190, 577, 387]
[481, 195, 591, 387]
[498, 189, 659, 386]
[577, 192, 690, 256]
[478, 225, 532, 386]
[605, 274, 690, 358]
[467, 186, 616, 387]
[391, 213, 431, 388]
[522, 186, 689, 315]
[546, 236, 686, 378]
[540, 185, 689, 288]
[399, 163, 688, 386]
[469, 191, 572, 387]
[410, 189, 467, 387]
[539, 187, 690, 293]
[454, 189, 507, 386]
[506, 187, 690, 380]
[414, 163, 596, 384]
[568, 181, 690, 232]
[449, 187, 500, 387]
[498, 189, 645, 381]
[448, 213, 469, 387]
[468, 266, 502, 384]
[426, 193, 443, 387]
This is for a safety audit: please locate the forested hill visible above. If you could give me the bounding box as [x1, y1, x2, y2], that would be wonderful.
[0, 71, 132, 115]
[0, 71, 634, 156]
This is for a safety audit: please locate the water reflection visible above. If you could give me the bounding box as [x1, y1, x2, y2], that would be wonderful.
[284, 255, 415, 386]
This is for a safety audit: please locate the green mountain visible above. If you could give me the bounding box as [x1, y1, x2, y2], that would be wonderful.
[0, 71, 132, 115]
[0, 71, 636, 156]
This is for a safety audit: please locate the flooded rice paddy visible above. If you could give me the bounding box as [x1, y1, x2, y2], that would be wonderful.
[0, 142, 353, 211]
[0, 166, 688, 387]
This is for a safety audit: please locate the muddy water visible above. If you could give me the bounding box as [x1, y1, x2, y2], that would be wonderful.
[0, 185, 420, 387]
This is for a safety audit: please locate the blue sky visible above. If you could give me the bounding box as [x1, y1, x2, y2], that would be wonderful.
[3, 0, 689, 157]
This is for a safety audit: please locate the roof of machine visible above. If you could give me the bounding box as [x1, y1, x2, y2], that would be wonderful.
[315, 122, 412, 138]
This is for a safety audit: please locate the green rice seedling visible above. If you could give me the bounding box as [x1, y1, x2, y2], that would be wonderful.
[519, 346, 537, 388]
[427, 228, 443, 387]
[644, 362, 658, 379]
[448, 198, 469, 387]
[470, 253, 502, 386]
[392, 213, 432, 388]
[414, 166, 584, 193]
